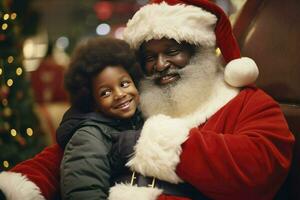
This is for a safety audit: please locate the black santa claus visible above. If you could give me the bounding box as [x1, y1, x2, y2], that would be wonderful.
[0, 0, 294, 200]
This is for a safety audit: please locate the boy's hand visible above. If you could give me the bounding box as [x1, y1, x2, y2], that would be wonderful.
[109, 129, 141, 172]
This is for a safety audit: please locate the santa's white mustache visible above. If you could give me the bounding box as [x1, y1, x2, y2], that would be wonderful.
[144, 67, 183, 81]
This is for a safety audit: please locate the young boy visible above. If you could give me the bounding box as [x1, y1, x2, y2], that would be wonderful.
[57, 37, 143, 199]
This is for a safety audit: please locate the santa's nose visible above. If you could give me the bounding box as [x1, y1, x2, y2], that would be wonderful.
[155, 54, 170, 72]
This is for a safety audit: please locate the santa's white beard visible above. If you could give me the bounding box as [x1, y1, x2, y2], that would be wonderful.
[139, 47, 225, 118]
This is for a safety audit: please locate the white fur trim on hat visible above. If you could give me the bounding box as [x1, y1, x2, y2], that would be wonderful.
[0, 171, 45, 200]
[224, 57, 259, 87]
[108, 184, 162, 200]
[123, 2, 217, 49]
[126, 114, 190, 183]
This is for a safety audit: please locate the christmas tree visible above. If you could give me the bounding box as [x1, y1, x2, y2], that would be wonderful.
[0, 0, 46, 171]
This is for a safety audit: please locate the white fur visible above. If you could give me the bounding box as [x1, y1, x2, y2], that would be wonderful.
[139, 47, 234, 118]
[0, 171, 45, 200]
[123, 2, 217, 49]
[108, 184, 162, 200]
[224, 57, 259, 87]
[128, 79, 239, 183]
[127, 114, 190, 183]
[181, 76, 239, 128]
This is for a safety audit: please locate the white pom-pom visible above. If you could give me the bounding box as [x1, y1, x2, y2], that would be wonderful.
[224, 57, 259, 87]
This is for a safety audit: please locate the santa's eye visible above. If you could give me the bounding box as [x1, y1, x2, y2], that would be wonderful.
[145, 55, 155, 62]
[166, 48, 180, 56]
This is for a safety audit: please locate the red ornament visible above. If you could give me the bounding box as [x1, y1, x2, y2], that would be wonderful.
[0, 86, 9, 99]
[16, 134, 27, 146]
[0, 34, 6, 41]
[94, 1, 113, 20]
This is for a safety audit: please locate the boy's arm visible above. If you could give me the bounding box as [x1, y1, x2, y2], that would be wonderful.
[0, 144, 63, 200]
[60, 127, 112, 200]
[109, 129, 141, 173]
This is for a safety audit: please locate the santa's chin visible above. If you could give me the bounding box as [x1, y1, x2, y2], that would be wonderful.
[139, 48, 222, 118]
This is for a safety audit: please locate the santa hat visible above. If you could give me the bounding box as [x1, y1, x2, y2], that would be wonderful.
[123, 0, 258, 87]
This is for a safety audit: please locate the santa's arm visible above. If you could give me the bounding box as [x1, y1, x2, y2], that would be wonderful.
[0, 144, 63, 200]
[127, 89, 294, 200]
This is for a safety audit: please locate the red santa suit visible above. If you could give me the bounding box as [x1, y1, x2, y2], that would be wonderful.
[110, 86, 293, 200]
[0, 144, 62, 200]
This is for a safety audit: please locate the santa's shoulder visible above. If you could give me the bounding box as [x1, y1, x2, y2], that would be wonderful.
[232, 86, 281, 110]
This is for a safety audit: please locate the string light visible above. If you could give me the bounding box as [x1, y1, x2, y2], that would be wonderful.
[96, 23, 111, 36]
[2, 99, 8, 106]
[3, 161, 9, 168]
[3, 122, 10, 130]
[16, 67, 22, 76]
[10, 13, 17, 20]
[2, 23, 8, 30]
[114, 27, 125, 39]
[3, 14, 9, 20]
[7, 79, 13, 87]
[10, 129, 17, 137]
[216, 48, 221, 56]
[26, 128, 33, 136]
[3, 107, 12, 117]
[7, 56, 14, 63]
[56, 36, 69, 50]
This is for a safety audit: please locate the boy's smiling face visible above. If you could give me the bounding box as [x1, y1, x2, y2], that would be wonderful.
[92, 66, 139, 119]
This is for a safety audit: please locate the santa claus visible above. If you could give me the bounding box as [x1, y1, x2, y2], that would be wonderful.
[0, 0, 294, 200]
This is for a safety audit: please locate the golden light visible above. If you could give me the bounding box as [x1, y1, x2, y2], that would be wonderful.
[10, 129, 17, 137]
[10, 13, 17, 20]
[16, 67, 23, 76]
[26, 128, 34, 136]
[3, 107, 12, 118]
[2, 23, 8, 30]
[3, 14, 9, 20]
[2, 99, 8, 106]
[0, 68, 2, 75]
[216, 48, 221, 56]
[3, 161, 9, 168]
[7, 79, 13, 87]
[3, 122, 10, 130]
[7, 56, 14, 63]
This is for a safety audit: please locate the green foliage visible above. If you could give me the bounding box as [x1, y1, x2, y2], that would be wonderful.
[0, 0, 46, 171]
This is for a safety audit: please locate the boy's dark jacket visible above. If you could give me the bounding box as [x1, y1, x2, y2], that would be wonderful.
[56, 107, 143, 200]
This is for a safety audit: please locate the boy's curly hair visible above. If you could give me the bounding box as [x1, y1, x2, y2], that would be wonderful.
[64, 37, 142, 112]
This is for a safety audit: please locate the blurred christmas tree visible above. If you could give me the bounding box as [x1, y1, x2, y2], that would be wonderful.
[0, 0, 46, 171]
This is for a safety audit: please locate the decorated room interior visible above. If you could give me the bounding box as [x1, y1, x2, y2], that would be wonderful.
[0, 0, 299, 199]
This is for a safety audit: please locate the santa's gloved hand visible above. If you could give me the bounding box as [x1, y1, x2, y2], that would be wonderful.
[109, 129, 141, 173]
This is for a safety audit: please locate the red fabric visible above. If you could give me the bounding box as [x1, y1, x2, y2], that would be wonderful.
[10, 144, 63, 200]
[30, 58, 68, 103]
[151, 0, 241, 62]
[173, 87, 294, 200]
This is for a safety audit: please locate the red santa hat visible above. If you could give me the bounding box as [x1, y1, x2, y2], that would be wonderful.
[123, 0, 259, 87]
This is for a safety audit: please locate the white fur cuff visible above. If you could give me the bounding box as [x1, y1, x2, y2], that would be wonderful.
[0, 171, 45, 200]
[126, 114, 190, 183]
[108, 184, 162, 200]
